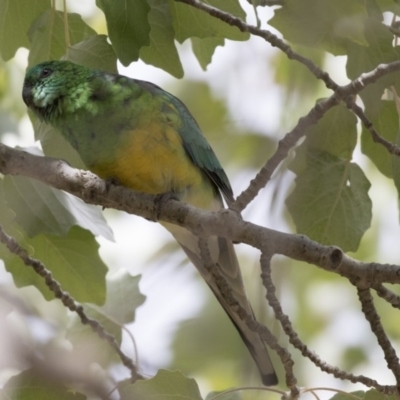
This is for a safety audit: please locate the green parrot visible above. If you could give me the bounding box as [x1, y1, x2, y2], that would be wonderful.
[22, 60, 278, 386]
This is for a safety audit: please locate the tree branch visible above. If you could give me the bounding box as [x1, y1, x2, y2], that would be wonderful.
[357, 288, 400, 387]
[1, 143, 400, 288]
[260, 252, 393, 393]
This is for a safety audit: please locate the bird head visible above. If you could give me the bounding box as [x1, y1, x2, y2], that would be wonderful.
[22, 60, 93, 122]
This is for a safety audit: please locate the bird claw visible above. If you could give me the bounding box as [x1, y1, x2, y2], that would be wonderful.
[154, 191, 179, 221]
[101, 177, 120, 210]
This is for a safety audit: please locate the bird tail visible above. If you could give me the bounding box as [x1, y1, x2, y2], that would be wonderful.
[163, 222, 278, 386]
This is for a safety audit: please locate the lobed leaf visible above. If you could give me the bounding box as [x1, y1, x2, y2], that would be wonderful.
[120, 369, 203, 400]
[362, 100, 399, 178]
[191, 37, 225, 71]
[27, 10, 96, 67]
[269, 0, 367, 55]
[0, 0, 49, 60]
[3, 174, 114, 241]
[4, 226, 108, 305]
[170, 0, 249, 43]
[65, 34, 118, 73]
[0, 368, 86, 400]
[140, 0, 183, 78]
[96, 0, 151, 66]
[287, 151, 372, 252]
[67, 271, 145, 365]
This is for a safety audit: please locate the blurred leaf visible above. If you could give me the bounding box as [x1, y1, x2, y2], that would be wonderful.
[174, 81, 228, 135]
[99, 270, 145, 323]
[346, 18, 400, 114]
[329, 391, 366, 400]
[67, 271, 145, 365]
[273, 45, 325, 92]
[269, 0, 367, 55]
[3, 174, 114, 240]
[65, 34, 118, 73]
[140, 0, 183, 78]
[4, 226, 107, 304]
[170, 0, 249, 43]
[27, 10, 96, 67]
[375, 0, 400, 13]
[0, 368, 87, 400]
[286, 151, 372, 252]
[191, 37, 225, 71]
[96, 0, 151, 66]
[0, 107, 19, 137]
[206, 391, 242, 400]
[120, 370, 202, 400]
[0, 182, 33, 262]
[330, 390, 398, 400]
[171, 291, 267, 386]
[229, 132, 276, 169]
[0, 0, 49, 60]
[362, 100, 398, 178]
[342, 346, 368, 371]
[33, 119, 86, 169]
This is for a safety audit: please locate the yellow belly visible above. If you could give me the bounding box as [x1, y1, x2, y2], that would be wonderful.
[91, 123, 217, 210]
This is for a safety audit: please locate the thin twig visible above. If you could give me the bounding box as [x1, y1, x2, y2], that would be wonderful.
[357, 288, 400, 387]
[233, 95, 340, 211]
[175, 0, 337, 91]
[258, 253, 298, 393]
[372, 283, 400, 309]
[260, 251, 394, 393]
[0, 224, 142, 383]
[347, 101, 400, 156]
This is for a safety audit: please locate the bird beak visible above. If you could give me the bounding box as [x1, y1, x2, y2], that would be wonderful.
[22, 81, 33, 106]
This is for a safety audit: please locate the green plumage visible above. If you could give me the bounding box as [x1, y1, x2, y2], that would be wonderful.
[22, 61, 277, 386]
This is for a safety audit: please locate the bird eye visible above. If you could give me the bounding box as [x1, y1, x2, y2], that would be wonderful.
[40, 68, 52, 78]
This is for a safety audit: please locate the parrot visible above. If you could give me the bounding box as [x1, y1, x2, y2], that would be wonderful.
[22, 60, 278, 386]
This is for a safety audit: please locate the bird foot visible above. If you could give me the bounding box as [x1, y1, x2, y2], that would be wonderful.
[102, 177, 120, 210]
[154, 191, 179, 221]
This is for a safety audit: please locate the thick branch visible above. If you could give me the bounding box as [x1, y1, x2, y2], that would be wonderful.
[1, 144, 400, 288]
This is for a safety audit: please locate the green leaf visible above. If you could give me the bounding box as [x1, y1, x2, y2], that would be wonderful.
[329, 391, 366, 400]
[170, 0, 249, 43]
[99, 270, 145, 323]
[0, 0, 49, 60]
[206, 391, 242, 400]
[65, 34, 118, 73]
[140, 0, 183, 78]
[33, 119, 86, 169]
[96, 0, 151, 66]
[67, 271, 145, 365]
[3, 174, 114, 240]
[191, 37, 225, 70]
[375, 0, 400, 13]
[362, 100, 399, 178]
[330, 390, 398, 400]
[346, 18, 400, 114]
[0, 368, 87, 400]
[286, 151, 372, 252]
[4, 226, 107, 304]
[269, 0, 367, 55]
[120, 370, 202, 400]
[290, 104, 358, 174]
[27, 10, 96, 67]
